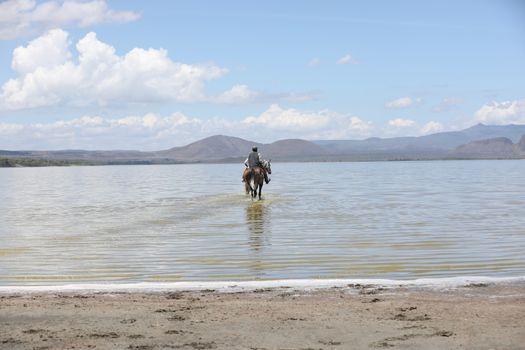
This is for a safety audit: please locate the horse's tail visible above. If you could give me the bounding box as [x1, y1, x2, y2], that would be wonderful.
[244, 168, 255, 193]
[248, 168, 256, 192]
[249, 176, 255, 192]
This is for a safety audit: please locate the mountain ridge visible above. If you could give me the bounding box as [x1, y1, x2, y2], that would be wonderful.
[453, 135, 525, 158]
[313, 123, 525, 153]
[2, 124, 525, 165]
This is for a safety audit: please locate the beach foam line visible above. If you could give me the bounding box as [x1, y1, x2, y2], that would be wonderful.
[1, 276, 525, 294]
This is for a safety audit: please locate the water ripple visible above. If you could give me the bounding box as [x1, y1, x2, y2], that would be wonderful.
[1, 160, 525, 285]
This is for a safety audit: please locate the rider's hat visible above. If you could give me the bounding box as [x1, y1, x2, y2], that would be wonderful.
[252, 146, 258, 152]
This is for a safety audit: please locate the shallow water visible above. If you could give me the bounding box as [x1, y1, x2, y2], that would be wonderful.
[1, 160, 525, 286]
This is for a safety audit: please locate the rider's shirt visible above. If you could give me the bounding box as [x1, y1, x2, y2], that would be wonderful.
[247, 151, 261, 168]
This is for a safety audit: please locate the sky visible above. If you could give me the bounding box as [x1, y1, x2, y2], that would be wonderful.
[0, 0, 524, 150]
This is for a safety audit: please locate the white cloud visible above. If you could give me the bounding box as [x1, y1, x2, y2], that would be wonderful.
[0, 29, 228, 110]
[267, 91, 318, 103]
[0, 105, 455, 150]
[213, 84, 260, 104]
[243, 104, 331, 129]
[384, 118, 444, 137]
[0, 122, 24, 135]
[242, 104, 371, 139]
[308, 57, 321, 66]
[0, 105, 374, 149]
[0, 0, 140, 40]
[474, 99, 525, 125]
[385, 97, 413, 109]
[420, 121, 443, 134]
[388, 118, 415, 127]
[1, 29, 315, 110]
[432, 97, 464, 112]
[213, 86, 317, 105]
[336, 54, 357, 65]
[12, 28, 71, 73]
[0, 112, 207, 150]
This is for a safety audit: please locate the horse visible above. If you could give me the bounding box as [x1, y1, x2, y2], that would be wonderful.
[243, 160, 271, 200]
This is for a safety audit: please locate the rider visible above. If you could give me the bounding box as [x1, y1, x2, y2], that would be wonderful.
[243, 146, 270, 184]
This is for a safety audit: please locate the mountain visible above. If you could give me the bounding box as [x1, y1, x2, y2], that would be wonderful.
[156, 135, 261, 161]
[0, 136, 327, 164]
[315, 124, 525, 154]
[519, 135, 525, 153]
[453, 135, 525, 158]
[154, 135, 327, 161]
[2, 124, 525, 166]
[264, 139, 328, 158]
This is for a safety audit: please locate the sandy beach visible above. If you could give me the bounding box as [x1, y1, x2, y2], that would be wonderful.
[1, 282, 524, 350]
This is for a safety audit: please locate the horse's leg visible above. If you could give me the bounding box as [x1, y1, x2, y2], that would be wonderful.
[245, 170, 255, 198]
[252, 175, 257, 199]
[258, 182, 263, 200]
[250, 176, 255, 199]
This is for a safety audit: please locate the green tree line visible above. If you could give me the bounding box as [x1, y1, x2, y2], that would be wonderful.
[0, 157, 87, 167]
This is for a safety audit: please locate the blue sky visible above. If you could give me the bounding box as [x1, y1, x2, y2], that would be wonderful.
[0, 0, 524, 150]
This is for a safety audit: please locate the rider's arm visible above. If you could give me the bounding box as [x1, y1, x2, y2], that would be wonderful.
[244, 158, 248, 167]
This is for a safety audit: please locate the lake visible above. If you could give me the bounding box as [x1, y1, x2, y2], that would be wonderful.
[1, 160, 525, 286]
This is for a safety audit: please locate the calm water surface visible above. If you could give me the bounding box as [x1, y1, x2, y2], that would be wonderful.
[1, 160, 525, 285]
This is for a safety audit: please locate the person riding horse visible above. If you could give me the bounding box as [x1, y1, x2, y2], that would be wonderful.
[243, 146, 270, 184]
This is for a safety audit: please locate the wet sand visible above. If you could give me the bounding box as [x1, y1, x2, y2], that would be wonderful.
[1, 283, 524, 350]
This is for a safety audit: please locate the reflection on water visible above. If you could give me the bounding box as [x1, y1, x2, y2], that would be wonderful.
[1, 160, 525, 285]
[246, 202, 270, 279]
[246, 202, 269, 252]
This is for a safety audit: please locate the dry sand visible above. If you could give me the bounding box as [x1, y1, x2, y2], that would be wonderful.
[1, 283, 524, 350]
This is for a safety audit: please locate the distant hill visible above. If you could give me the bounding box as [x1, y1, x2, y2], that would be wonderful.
[2, 123, 525, 166]
[453, 135, 525, 158]
[265, 139, 328, 158]
[154, 135, 327, 161]
[156, 135, 261, 161]
[315, 124, 525, 154]
[0, 135, 328, 164]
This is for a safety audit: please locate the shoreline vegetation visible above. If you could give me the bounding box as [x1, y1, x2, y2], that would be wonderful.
[0, 157, 91, 167]
[1, 283, 524, 349]
[0, 157, 162, 167]
[1, 155, 524, 168]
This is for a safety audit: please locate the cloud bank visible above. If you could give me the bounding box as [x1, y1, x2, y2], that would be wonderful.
[0, 0, 140, 40]
[384, 118, 442, 136]
[0, 105, 374, 150]
[385, 97, 413, 109]
[0, 101, 454, 150]
[0, 104, 450, 150]
[388, 118, 415, 128]
[1, 29, 315, 110]
[1, 29, 229, 110]
[474, 99, 525, 125]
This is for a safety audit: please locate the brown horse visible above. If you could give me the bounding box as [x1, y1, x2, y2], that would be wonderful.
[243, 160, 271, 200]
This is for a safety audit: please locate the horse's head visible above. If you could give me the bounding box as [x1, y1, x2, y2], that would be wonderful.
[263, 159, 272, 174]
